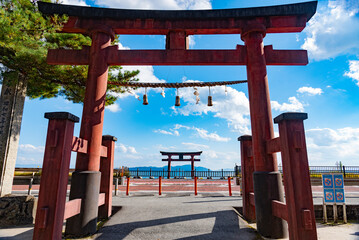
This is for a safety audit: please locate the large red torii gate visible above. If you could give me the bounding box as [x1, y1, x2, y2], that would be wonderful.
[35, 1, 318, 240]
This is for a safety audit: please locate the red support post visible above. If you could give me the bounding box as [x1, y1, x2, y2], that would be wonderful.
[228, 176, 232, 196]
[98, 135, 117, 219]
[191, 158, 195, 179]
[194, 176, 198, 196]
[241, 24, 286, 238]
[274, 112, 317, 240]
[33, 112, 79, 240]
[167, 155, 171, 179]
[65, 26, 115, 237]
[159, 176, 162, 195]
[238, 135, 256, 222]
[126, 177, 130, 196]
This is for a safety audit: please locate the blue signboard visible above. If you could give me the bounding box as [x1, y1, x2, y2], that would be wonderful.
[324, 189, 335, 203]
[334, 174, 344, 188]
[322, 173, 345, 204]
[322, 174, 333, 188]
[335, 189, 345, 203]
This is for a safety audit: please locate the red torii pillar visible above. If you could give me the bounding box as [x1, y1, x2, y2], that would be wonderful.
[241, 24, 286, 238]
[65, 26, 115, 236]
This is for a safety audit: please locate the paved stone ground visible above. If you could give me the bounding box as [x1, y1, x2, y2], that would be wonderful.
[2, 179, 359, 239]
[94, 194, 259, 240]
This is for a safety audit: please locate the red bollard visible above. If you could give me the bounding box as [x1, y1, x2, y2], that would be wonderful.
[126, 177, 130, 196]
[228, 176, 232, 196]
[194, 176, 198, 195]
[159, 176, 162, 195]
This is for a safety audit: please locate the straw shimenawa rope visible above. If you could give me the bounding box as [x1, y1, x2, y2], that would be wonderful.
[107, 80, 247, 88]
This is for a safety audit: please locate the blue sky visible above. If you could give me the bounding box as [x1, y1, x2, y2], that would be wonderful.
[9, 0, 359, 169]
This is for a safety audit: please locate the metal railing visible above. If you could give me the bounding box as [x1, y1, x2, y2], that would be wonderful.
[128, 169, 236, 178]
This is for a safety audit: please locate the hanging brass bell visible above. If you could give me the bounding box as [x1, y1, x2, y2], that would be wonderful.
[175, 96, 181, 107]
[208, 95, 213, 106]
[143, 94, 148, 105]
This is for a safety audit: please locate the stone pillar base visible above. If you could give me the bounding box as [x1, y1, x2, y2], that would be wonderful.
[253, 171, 287, 238]
[65, 171, 101, 237]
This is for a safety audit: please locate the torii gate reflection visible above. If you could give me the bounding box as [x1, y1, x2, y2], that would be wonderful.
[35, 1, 318, 240]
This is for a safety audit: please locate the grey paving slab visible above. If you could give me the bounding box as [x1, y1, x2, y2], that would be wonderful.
[94, 194, 260, 240]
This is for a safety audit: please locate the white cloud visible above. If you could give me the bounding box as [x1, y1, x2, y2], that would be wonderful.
[297, 86, 323, 96]
[117, 143, 128, 153]
[60, 0, 88, 6]
[306, 127, 359, 165]
[172, 124, 230, 142]
[154, 129, 180, 136]
[95, 0, 211, 10]
[171, 80, 250, 134]
[128, 146, 137, 154]
[302, 1, 359, 60]
[106, 103, 121, 112]
[181, 142, 209, 150]
[271, 97, 304, 112]
[18, 144, 44, 153]
[192, 127, 230, 142]
[344, 60, 359, 86]
[116, 143, 137, 153]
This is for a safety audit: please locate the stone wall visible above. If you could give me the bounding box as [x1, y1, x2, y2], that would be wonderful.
[0, 195, 35, 226]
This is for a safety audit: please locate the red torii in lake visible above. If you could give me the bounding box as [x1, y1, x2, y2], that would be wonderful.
[161, 151, 202, 179]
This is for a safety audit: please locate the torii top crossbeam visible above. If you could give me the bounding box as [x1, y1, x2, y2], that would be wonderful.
[39, 1, 317, 66]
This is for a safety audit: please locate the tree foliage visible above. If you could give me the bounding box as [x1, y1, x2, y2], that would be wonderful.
[0, 0, 139, 105]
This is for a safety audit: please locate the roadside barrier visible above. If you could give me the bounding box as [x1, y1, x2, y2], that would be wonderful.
[194, 177, 198, 195]
[159, 176, 162, 195]
[228, 176, 232, 196]
[126, 177, 130, 196]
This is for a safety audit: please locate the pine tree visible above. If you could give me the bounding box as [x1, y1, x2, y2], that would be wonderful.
[0, 0, 139, 104]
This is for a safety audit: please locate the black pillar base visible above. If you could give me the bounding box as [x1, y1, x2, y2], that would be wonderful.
[65, 171, 101, 237]
[253, 171, 287, 239]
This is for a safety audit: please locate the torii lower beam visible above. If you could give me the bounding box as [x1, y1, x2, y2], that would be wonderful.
[160, 151, 202, 179]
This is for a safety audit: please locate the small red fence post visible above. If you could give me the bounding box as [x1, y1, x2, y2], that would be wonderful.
[194, 176, 198, 195]
[159, 176, 162, 195]
[98, 135, 117, 219]
[126, 176, 130, 196]
[274, 112, 317, 240]
[238, 135, 256, 222]
[228, 176, 232, 196]
[33, 112, 79, 240]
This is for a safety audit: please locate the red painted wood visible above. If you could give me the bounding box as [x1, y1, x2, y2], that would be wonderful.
[100, 146, 108, 158]
[61, 15, 307, 35]
[98, 136, 115, 219]
[47, 48, 308, 66]
[249, 192, 255, 207]
[167, 159, 171, 179]
[33, 118, 75, 240]
[98, 193, 106, 206]
[272, 200, 288, 221]
[242, 27, 278, 172]
[162, 159, 200, 161]
[126, 177, 130, 196]
[75, 28, 113, 172]
[228, 177, 232, 196]
[72, 136, 88, 154]
[266, 137, 281, 154]
[277, 117, 317, 240]
[239, 136, 256, 221]
[159, 176, 162, 195]
[194, 177, 198, 195]
[64, 199, 82, 220]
